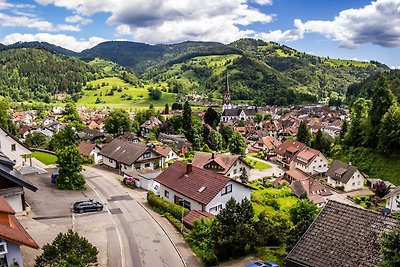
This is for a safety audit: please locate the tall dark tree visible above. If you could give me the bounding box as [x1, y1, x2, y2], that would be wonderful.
[369, 75, 395, 147]
[204, 107, 219, 127]
[340, 119, 348, 141]
[297, 120, 311, 146]
[311, 129, 332, 155]
[378, 104, 400, 153]
[212, 198, 256, 260]
[164, 103, 169, 114]
[104, 108, 132, 136]
[182, 101, 193, 142]
[345, 98, 371, 147]
[35, 230, 98, 267]
[219, 124, 233, 149]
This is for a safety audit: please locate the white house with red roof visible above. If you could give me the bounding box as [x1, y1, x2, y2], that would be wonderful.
[294, 147, 329, 175]
[0, 196, 38, 266]
[155, 162, 251, 215]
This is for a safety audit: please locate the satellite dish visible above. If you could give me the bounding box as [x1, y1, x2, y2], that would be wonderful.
[381, 208, 391, 217]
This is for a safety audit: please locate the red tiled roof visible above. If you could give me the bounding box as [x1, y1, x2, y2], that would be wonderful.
[183, 210, 214, 229]
[276, 140, 306, 156]
[286, 169, 310, 181]
[155, 161, 231, 205]
[0, 196, 38, 249]
[154, 146, 172, 158]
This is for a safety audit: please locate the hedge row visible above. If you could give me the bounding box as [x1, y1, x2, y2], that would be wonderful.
[147, 191, 190, 220]
[164, 212, 190, 235]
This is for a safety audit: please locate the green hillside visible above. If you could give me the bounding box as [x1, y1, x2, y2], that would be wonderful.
[77, 77, 176, 109]
[0, 48, 100, 102]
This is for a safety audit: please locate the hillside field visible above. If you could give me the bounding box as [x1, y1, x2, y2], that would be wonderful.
[77, 77, 177, 110]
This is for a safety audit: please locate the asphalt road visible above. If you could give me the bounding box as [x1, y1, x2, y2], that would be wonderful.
[20, 167, 186, 267]
[82, 166, 185, 267]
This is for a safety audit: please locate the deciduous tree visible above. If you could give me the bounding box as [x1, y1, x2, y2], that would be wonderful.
[34, 229, 98, 267]
[24, 132, 47, 149]
[378, 104, 400, 153]
[379, 229, 400, 267]
[228, 131, 246, 155]
[104, 108, 131, 136]
[56, 145, 85, 190]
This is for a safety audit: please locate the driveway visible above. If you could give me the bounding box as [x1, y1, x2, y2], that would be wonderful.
[19, 166, 197, 267]
[247, 156, 284, 181]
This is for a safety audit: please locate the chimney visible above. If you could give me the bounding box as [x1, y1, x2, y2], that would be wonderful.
[186, 163, 192, 174]
[211, 151, 216, 159]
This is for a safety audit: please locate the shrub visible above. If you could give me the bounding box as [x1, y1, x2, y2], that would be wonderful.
[147, 191, 189, 220]
[123, 177, 137, 189]
[335, 186, 345, 191]
[164, 213, 190, 235]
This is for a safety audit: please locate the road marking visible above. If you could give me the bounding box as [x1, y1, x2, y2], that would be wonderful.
[87, 181, 125, 267]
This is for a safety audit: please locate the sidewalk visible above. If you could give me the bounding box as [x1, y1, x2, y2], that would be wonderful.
[131, 190, 202, 267]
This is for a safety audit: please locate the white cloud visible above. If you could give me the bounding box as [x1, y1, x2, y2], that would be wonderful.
[65, 15, 92, 25]
[273, 0, 400, 48]
[34, 0, 275, 43]
[1, 33, 106, 52]
[256, 18, 305, 42]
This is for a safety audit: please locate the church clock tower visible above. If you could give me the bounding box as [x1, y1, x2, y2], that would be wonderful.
[222, 72, 232, 111]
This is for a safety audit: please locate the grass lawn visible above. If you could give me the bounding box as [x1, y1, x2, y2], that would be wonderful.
[254, 246, 287, 266]
[32, 151, 57, 165]
[244, 157, 272, 170]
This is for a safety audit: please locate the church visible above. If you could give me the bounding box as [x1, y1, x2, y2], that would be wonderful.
[220, 73, 259, 123]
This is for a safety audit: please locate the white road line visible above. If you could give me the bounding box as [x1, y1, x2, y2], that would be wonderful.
[87, 180, 126, 267]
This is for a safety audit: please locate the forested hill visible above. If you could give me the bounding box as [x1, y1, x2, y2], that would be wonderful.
[0, 48, 100, 102]
[0, 39, 390, 105]
[347, 69, 400, 102]
[79, 41, 242, 74]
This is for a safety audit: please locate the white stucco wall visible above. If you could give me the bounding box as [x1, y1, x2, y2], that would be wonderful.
[4, 194, 23, 213]
[0, 129, 31, 168]
[206, 181, 250, 215]
[386, 192, 400, 211]
[327, 170, 364, 192]
[295, 154, 329, 175]
[159, 185, 204, 211]
[102, 156, 117, 168]
[5, 241, 23, 267]
[225, 160, 251, 178]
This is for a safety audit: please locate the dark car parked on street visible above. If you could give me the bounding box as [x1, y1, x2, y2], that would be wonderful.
[73, 199, 103, 213]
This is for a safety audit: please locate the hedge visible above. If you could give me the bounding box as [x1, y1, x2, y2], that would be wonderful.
[147, 191, 190, 220]
[164, 212, 190, 235]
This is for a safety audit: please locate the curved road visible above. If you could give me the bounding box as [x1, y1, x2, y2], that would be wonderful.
[82, 166, 185, 267]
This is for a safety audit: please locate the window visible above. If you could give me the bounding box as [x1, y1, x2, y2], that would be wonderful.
[221, 184, 232, 195]
[145, 163, 150, 168]
[11, 144, 16, 151]
[352, 182, 355, 186]
[233, 169, 237, 175]
[124, 165, 127, 169]
[164, 190, 169, 198]
[108, 158, 113, 163]
[143, 152, 151, 159]
[318, 165, 321, 168]
[209, 206, 217, 213]
[218, 204, 223, 210]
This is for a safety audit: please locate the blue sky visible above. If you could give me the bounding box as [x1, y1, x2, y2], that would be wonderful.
[0, 0, 400, 67]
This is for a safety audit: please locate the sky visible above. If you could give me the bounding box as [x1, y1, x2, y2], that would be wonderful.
[0, 0, 400, 67]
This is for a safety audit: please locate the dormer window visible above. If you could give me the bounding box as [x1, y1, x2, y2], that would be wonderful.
[143, 152, 151, 159]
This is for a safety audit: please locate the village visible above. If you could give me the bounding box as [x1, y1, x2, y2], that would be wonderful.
[0, 82, 398, 267]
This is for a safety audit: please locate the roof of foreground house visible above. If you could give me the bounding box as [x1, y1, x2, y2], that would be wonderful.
[155, 161, 249, 205]
[286, 200, 399, 267]
[0, 196, 38, 249]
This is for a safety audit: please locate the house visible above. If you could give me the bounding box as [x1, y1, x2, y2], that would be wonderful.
[155, 162, 251, 215]
[276, 140, 306, 169]
[286, 200, 399, 267]
[124, 169, 162, 191]
[281, 168, 332, 206]
[191, 152, 252, 178]
[46, 121, 63, 133]
[99, 139, 163, 172]
[0, 126, 31, 168]
[0, 152, 37, 213]
[383, 187, 400, 212]
[293, 147, 329, 175]
[140, 116, 162, 137]
[78, 142, 102, 164]
[87, 120, 100, 130]
[326, 160, 365, 192]
[78, 127, 105, 142]
[0, 196, 39, 266]
[154, 145, 179, 165]
[263, 120, 282, 139]
[254, 136, 281, 156]
[158, 133, 191, 154]
[119, 132, 140, 143]
[18, 125, 37, 140]
[34, 128, 54, 140]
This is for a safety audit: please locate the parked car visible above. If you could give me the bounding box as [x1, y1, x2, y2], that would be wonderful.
[51, 172, 58, 184]
[73, 199, 103, 213]
[245, 261, 280, 267]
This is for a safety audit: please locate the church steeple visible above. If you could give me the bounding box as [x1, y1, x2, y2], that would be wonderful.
[223, 72, 232, 111]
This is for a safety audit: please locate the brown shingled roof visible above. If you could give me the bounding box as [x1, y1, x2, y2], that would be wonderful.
[326, 160, 359, 184]
[78, 142, 97, 156]
[276, 140, 306, 157]
[287, 200, 399, 267]
[155, 161, 231, 205]
[183, 210, 214, 229]
[0, 196, 38, 249]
